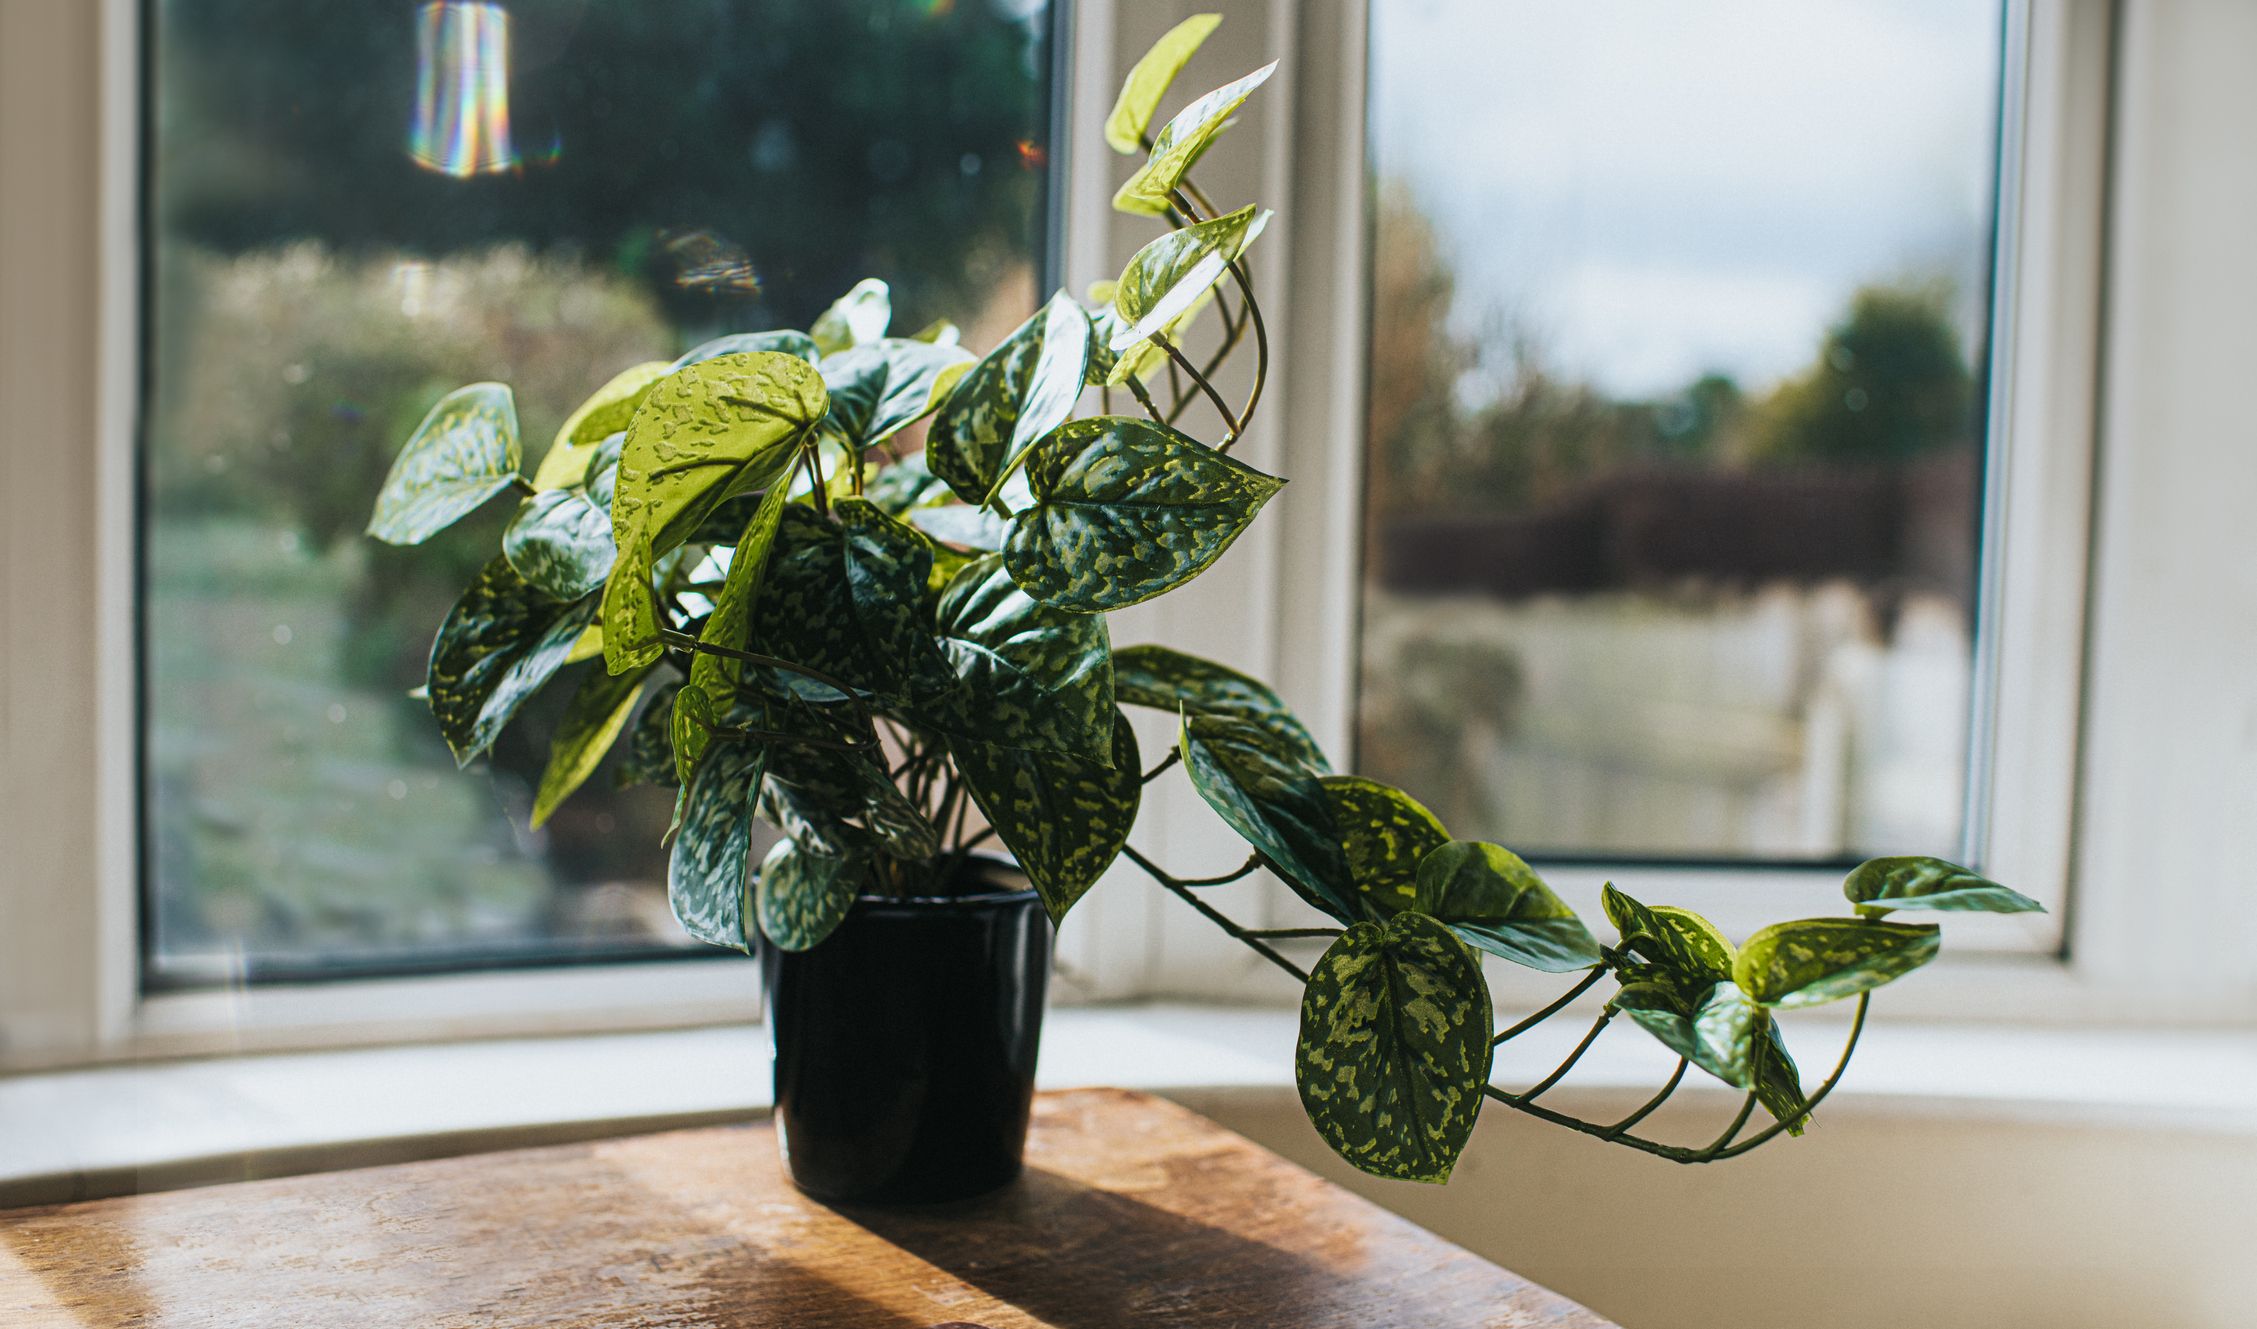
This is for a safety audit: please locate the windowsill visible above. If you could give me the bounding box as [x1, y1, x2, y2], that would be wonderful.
[6, 1003, 2256, 1208]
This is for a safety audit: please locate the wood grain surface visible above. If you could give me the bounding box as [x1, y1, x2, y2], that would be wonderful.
[0, 1087, 1616, 1328]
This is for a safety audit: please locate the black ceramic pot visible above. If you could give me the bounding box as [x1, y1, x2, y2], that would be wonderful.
[759, 856, 1050, 1205]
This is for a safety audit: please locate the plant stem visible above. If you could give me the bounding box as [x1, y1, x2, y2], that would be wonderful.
[1243, 928, 1342, 940]
[1220, 259, 1268, 448]
[1150, 331, 1236, 438]
[799, 444, 830, 518]
[697, 719, 860, 753]
[1492, 967, 1607, 1045]
[1697, 1092, 1762, 1159]
[1712, 992, 1871, 1159]
[1499, 1010, 1614, 1106]
[1141, 750, 1181, 784]
[1123, 845, 1308, 982]
[512, 475, 539, 497]
[1123, 374, 1168, 428]
[1603, 1058, 1689, 1139]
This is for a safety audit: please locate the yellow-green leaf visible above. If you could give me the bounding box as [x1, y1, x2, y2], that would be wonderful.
[1113, 61, 1279, 217]
[810, 278, 891, 356]
[1105, 13, 1223, 154]
[531, 662, 652, 828]
[532, 360, 670, 490]
[688, 482, 793, 709]
[1110, 204, 1268, 362]
[367, 382, 520, 544]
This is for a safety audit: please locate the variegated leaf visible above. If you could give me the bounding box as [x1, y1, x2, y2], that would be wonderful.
[1005, 416, 1283, 612]
[1181, 713, 1355, 921]
[1844, 856, 2042, 917]
[1113, 643, 1328, 770]
[503, 487, 615, 601]
[1114, 61, 1279, 216]
[618, 680, 682, 788]
[425, 557, 597, 767]
[1110, 204, 1269, 360]
[909, 503, 1009, 552]
[672, 329, 820, 372]
[533, 361, 670, 490]
[909, 318, 960, 346]
[1104, 12, 1224, 153]
[951, 709, 1141, 924]
[1414, 841, 1602, 973]
[1603, 885, 1736, 981]
[687, 482, 793, 709]
[817, 337, 975, 451]
[1297, 912, 1493, 1184]
[1320, 776, 1448, 918]
[755, 837, 863, 952]
[1609, 975, 1807, 1130]
[926, 292, 1092, 506]
[1734, 917, 1941, 1009]
[743, 505, 918, 705]
[865, 450, 951, 515]
[367, 382, 520, 544]
[810, 278, 891, 356]
[763, 740, 940, 862]
[531, 661, 652, 827]
[666, 737, 767, 952]
[930, 554, 1114, 764]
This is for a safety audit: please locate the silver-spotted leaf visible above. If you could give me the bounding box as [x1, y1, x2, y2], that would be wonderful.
[1415, 841, 1602, 972]
[1297, 912, 1493, 1184]
[1735, 917, 1941, 1009]
[817, 338, 975, 451]
[951, 710, 1141, 924]
[1113, 643, 1328, 771]
[666, 737, 767, 951]
[909, 503, 1009, 551]
[930, 554, 1115, 763]
[1114, 61, 1279, 216]
[1844, 856, 2042, 917]
[866, 450, 951, 515]
[426, 557, 597, 766]
[1105, 12, 1223, 153]
[1320, 776, 1448, 918]
[672, 329, 820, 372]
[755, 837, 863, 952]
[503, 487, 615, 600]
[743, 503, 935, 705]
[1111, 204, 1269, 358]
[1005, 416, 1282, 612]
[1603, 885, 1735, 981]
[926, 292, 1092, 506]
[1181, 713, 1355, 921]
[810, 278, 891, 356]
[533, 361, 670, 490]
[619, 680, 682, 788]
[531, 662, 652, 827]
[368, 382, 520, 544]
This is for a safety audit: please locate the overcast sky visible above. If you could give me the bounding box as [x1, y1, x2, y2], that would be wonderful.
[1370, 0, 2003, 400]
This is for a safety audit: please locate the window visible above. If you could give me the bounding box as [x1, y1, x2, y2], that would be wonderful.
[1356, 0, 2009, 867]
[140, 0, 1059, 985]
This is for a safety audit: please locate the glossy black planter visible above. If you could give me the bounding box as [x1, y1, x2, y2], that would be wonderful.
[760, 859, 1050, 1205]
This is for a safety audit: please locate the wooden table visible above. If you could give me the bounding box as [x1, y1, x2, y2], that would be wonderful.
[0, 1088, 1615, 1327]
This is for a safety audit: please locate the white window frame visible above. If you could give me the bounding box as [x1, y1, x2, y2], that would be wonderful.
[5, 0, 2250, 1075]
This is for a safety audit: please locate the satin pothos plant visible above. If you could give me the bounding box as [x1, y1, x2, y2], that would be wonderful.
[367, 16, 2043, 1184]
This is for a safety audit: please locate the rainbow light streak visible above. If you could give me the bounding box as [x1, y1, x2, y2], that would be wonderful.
[408, 2, 519, 178]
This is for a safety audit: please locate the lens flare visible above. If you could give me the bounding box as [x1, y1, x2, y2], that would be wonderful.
[408, 2, 519, 178]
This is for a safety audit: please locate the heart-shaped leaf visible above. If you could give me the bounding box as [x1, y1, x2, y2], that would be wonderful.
[1112, 643, 1328, 771]
[533, 361, 671, 490]
[1110, 204, 1269, 363]
[756, 837, 863, 952]
[531, 661, 652, 827]
[1735, 917, 1941, 1009]
[503, 487, 616, 601]
[1415, 841, 1602, 973]
[667, 737, 768, 952]
[1844, 856, 2042, 917]
[672, 329, 820, 372]
[1105, 12, 1223, 153]
[810, 278, 891, 356]
[743, 502, 945, 707]
[1182, 713, 1355, 921]
[1297, 912, 1493, 1183]
[817, 337, 975, 451]
[1114, 61, 1280, 217]
[368, 382, 520, 544]
[930, 554, 1115, 763]
[1004, 416, 1283, 612]
[1319, 776, 1449, 917]
[927, 292, 1092, 506]
[426, 557, 597, 766]
[1603, 885, 1735, 981]
[951, 709, 1141, 924]
[762, 738, 940, 863]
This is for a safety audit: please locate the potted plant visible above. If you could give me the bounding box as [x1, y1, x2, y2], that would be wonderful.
[368, 16, 2042, 1204]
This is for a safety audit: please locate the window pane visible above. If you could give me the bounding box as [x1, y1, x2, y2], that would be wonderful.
[1358, 0, 2002, 862]
[144, 0, 1055, 982]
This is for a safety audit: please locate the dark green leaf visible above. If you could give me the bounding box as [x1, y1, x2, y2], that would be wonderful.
[367, 382, 520, 544]
[1114, 61, 1279, 216]
[618, 680, 682, 788]
[763, 741, 940, 862]
[1108, 205, 1269, 370]
[742, 501, 941, 706]
[1297, 912, 1493, 1184]
[865, 451, 951, 515]
[1735, 917, 1941, 1009]
[1603, 885, 1736, 981]
[1754, 1022, 1808, 1133]
[531, 662, 652, 827]
[810, 278, 891, 356]
[755, 838, 863, 952]
[1415, 841, 1602, 972]
[1612, 977, 1763, 1088]
[1112, 643, 1328, 770]
[1181, 713, 1355, 921]
[687, 482, 793, 708]
[1844, 856, 2043, 917]
[426, 557, 597, 766]
[503, 487, 615, 601]
[672, 329, 820, 372]
[533, 361, 670, 490]
[952, 710, 1141, 924]
[927, 292, 1092, 506]
[1318, 776, 1448, 917]
[666, 737, 767, 952]
[1105, 12, 1223, 153]
[930, 554, 1115, 763]
[816, 338, 975, 451]
[1005, 416, 1283, 611]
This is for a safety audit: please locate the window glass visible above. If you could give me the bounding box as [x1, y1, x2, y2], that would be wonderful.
[143, 0, 1055, 983]
[1359, 0, 2004, 862]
